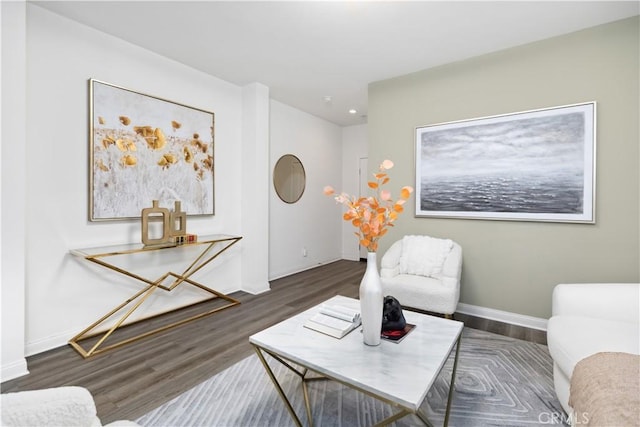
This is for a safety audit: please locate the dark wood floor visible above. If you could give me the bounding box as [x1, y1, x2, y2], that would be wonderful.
[1, 260, 546, 424]
[1, 260, 365, 423]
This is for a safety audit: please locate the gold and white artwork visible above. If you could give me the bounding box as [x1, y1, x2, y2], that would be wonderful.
[90, 79, 215, 220]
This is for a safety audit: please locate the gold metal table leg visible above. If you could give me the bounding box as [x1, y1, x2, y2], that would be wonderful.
[252, 334, 462, 427]
[443, 335, 462, 427]
[69, 237, 242, 358]
[253, 346, 305, 427]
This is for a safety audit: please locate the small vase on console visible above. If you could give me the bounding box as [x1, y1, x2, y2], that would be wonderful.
[360, 251, 383, 346]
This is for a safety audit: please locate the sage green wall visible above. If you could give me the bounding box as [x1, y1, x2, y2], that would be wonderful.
[368, 17, 639, 319]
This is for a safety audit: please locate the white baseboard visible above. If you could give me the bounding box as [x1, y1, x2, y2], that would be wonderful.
[269, 258, 342, 282]
[241, 282, 270, 295]
[1, 358, 29, 382]
[456, 302, 548, 331]
[26, 328, 77, 357]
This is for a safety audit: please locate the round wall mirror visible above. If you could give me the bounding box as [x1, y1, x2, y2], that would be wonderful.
[273, 154, 306, 204]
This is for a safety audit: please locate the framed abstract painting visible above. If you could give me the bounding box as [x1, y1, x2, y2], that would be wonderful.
[415, 102, 596, 223]
[89, 79, 215, 221]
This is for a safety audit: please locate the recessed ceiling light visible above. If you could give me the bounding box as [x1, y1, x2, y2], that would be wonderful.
[348, 109, 357, 114]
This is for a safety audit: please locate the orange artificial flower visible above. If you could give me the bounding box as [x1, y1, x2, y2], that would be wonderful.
[324, 160, 413, 252]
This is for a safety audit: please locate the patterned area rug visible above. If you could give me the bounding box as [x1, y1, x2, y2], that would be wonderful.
[137, 328, 568, 426]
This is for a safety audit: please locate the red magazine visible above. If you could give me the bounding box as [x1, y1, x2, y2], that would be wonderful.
[381, 324, 416, 343]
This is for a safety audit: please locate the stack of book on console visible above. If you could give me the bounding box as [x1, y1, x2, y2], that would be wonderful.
[304, 303, 361, 338]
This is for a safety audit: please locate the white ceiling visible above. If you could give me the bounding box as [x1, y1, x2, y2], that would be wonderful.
[33, 1, 639, 126]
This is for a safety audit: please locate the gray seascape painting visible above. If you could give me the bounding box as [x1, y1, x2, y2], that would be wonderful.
[416, 103, 595, 222]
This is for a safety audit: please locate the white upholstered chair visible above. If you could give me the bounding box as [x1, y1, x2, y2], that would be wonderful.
[380, 235, 462, 317]
[546, 283, 640, 415]
[1, 386, 140, 427]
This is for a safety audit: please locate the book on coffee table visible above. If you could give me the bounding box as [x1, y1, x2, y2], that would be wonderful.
[304, 304, 361, 338]
[381, 324, 416, 343]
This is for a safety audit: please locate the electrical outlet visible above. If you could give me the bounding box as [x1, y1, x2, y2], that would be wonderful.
[302, 247, 308, 257]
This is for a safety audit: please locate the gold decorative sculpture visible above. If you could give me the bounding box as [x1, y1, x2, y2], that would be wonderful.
[141, 200, 171, 246]
[170, 201, 187, 237]
[141, 200, 194, 246]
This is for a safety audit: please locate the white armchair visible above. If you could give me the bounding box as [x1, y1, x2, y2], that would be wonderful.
[380, 235, 462, 316]
[1, 386, 140, 427]
[546, 283, 640, 415]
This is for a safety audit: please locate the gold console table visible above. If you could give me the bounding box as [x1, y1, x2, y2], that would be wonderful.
[69, 234, 242, 358]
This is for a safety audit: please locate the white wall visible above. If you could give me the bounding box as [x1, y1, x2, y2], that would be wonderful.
[340, 124, 368, 260]
[241, 83, 270, 294]
[2, 3, 352, 380]
[369, 17, 639, 319]
[269, 101, 343, 279]
[1, 0, 29, 382]
[19, 4, 246, 357]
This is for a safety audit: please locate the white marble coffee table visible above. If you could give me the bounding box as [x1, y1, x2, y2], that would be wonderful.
[249, 295, 464, 427]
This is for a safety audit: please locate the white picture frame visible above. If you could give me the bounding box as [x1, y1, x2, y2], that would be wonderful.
[415, 102, 596, 223]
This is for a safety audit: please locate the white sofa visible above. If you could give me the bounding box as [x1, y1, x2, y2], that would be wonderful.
[546, 283, 640, 415]
[1, 386, 140, 427]
[380, 235, 462, 316]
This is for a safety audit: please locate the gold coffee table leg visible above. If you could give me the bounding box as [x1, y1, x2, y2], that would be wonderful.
[253, 334, 462, 427]
[443, 335, 462, 427]
[253, 346, 305, 427]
